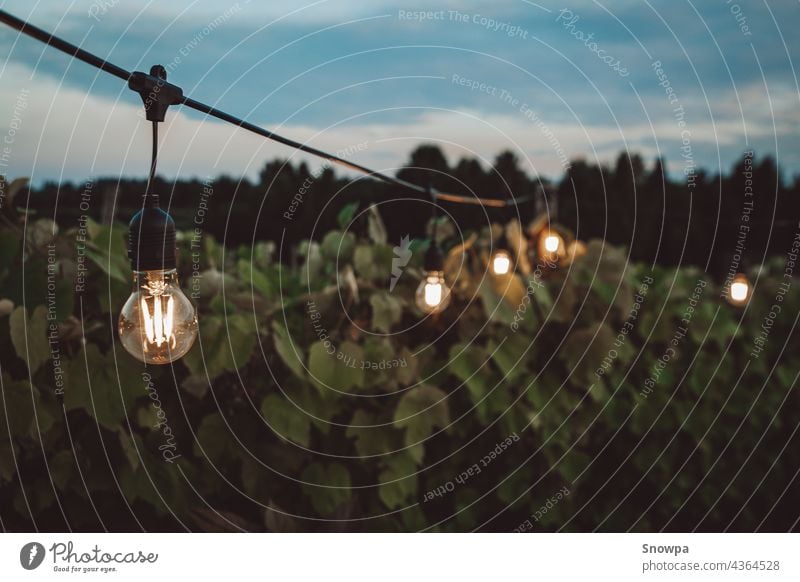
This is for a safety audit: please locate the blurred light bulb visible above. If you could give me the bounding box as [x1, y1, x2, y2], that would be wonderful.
[538, 229, 565, 265]
[415, 271, 451, 313]
[728, 273, 750, 306]
[119, 269, 198, 364]
[544, 234, 560, 253]
[491, 250, 512, 275]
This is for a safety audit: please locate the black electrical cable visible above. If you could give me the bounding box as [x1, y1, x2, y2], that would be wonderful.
[0, 10, 131, 81]
[429, 186, 439, 242]
[0, 9, 536, 209]
[146, 121, 157, 200]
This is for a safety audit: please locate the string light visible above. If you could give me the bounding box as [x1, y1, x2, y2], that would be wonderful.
[491, 249, 513, 275]
[727, 273, 751, 307]
[538, 228, 565, 263]
[117, 67, 198, 364]
[119, 269, 198, 364]
[544, 234, 560, 253]
[416, 244, 451, 313]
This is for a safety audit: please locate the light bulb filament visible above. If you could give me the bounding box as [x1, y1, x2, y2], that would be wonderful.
[140, 294, 176, 351]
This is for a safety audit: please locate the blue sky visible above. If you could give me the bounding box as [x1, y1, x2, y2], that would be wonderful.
[1, 0, 798, 185]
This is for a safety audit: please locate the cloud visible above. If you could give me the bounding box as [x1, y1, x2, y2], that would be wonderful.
[3, 59, 795, 189]
[1, 1, 798, 182]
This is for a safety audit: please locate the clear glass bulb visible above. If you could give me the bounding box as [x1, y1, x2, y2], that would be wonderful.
[728, 274, 750, 305]
[119, 269, 198, 364]
[491, 250, 512, 275]
[415, 271, 451, 314]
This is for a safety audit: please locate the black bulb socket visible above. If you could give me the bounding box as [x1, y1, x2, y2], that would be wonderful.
[424, 243, 444, 272]
[127, 197, 177, 271]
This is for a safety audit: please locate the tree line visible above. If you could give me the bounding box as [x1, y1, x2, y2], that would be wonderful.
[26, 145, 799, 277]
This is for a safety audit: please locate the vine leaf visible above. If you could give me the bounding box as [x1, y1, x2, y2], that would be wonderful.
[9, 305, 49, 374]
[261, 394, 311, 447]
[393, 384, 450, 448]
[182, 314, 256, 380]
[0, 378, 39, 438]
[65, 344, 144, 430]
[272, 321, 306, 380]
[367, 204, 388, 244]
[379, 452, 418, 509]
[370, 292, 402, 333]
[301, 462, 351, 516]
[308, 340, 364, 393]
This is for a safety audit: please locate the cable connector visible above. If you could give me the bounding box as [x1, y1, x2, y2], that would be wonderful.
[128, 65, 183, 123]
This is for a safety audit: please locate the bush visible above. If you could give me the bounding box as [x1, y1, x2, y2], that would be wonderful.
[0, 183, 798, 531]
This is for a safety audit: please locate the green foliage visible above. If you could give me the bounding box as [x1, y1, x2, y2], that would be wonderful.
[9, 305, 50, 374]
[0, 195, 797, 532]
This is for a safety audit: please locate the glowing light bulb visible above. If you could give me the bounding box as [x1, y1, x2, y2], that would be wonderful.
[491, 250, 512, 275]
[538, 229, 565, 264]
[415, 271, 451, 314]
[119, 269, 198, 364]
[728, 273, 750, 306]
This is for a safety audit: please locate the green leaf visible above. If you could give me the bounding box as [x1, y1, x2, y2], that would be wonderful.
[182, 314, 257, 380]
[301, 462, 351, 516]
[194, 413, 233, 464]
[367, 205, 388, 244]
[238, 259, 272, 297]
[478, 276, 516, 324]
[393, 385, 450, 448]
[118, 429, 142, 470]
[560, 323, 617, 386]
[84, 220, 129, 284]
[261, 394, 311, 447]
[448, 343, 491, 402]
[320, 230, 355, 262]
[379, 452, 417, 509]
[308, 340, 364, 393]
[559, 450, 590, 482]
[0, 379, 39, 437]
[346, 409, 397, 456]
[300, 241, 324, 288]
[66, 344, 144, 430]
[272, 321, 305, 380]
[354, 243, 393, 281]
[337, 202, 359, 229]
[487, 335, 530, 381]
[370, 292, 403, 333]
[0, 441, 16, 482]
[9, 305, 50, 374]
[353, 245, 374, 279]
[0, 228, 21, 277]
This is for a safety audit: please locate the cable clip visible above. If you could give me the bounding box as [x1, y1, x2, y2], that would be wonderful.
[128, 65, 183, 122]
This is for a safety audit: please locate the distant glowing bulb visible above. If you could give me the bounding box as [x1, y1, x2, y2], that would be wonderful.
[415, 271, 451, 313]
[544, 234, 560, 253]
[728, 273, 750, 306]
[491, 250, 512, 275]
[119, 269, 198, 364]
